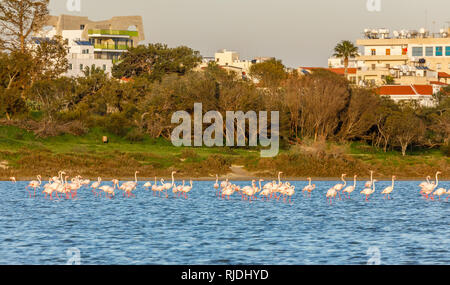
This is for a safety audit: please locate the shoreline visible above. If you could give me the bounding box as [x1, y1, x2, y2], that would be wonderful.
[2, 176, 448, 182]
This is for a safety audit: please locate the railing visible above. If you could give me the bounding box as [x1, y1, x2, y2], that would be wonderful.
[94, 43, 130, 50]
[88, 29, 138, 37]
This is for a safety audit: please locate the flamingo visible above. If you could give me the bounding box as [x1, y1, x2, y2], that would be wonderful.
[241, 180, 257, 201]
[99, 182, 116, 199]
[421, 171, 441, 200]
[302, 177, 316, 198]
[419, 176, 432, 189]
[259, 186, 272, 201]
[221, 184, 236, 200]
[161, 171, 176, 198]
[365, 171, 374, 188]
[343, 175, 357, 199]
[284, 184, 295, 203]
[180, 180, 193, 199]
[214, 174, 220, 195]
[433, 188, 447, 201]
[381, 176, 396, 200]
[332, 174, 347, 200]
[91, 177, 102, 196]
[26, 175, 41, 198]
[151, 177, 158, 195]
[361, 180, 377, 202]
[220, 178, 229, 189]
[143, 181, 152, 190]
[10, 177, 16, 184]
[173, 180, 185, 198]
[119, 171, 139, 197]
[326, 187, 337, 205]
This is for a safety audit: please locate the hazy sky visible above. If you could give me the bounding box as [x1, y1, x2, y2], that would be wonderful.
[49, 0, 450, 67]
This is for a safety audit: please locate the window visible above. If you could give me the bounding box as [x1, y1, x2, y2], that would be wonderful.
[80, 64, 84, 70]
[371, 49, 376, 56]
[371, 64, 376, 70]
[436, 63, 441, 70]
[412, 47, 423, 57]
[425, 47, 434, 56]
[69, 64, 72, 70]
[80, 25, 85, 30]
[386, 49, 391, 55]
[446, 46, 450, 56]
[436, 46, 443, 56]
[103, 65, 107, 71]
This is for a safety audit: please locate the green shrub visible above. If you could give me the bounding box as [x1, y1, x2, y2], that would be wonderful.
[125, 128, 145, 142]
[441, 142, 450, 157]
[104, 113, 131, 137]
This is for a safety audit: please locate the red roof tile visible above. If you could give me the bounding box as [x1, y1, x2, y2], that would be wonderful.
[430, 81, 449, 86]
[298, 67, 356, 75]
[438, 72, 450, 78]
[376, 85, 433, 96]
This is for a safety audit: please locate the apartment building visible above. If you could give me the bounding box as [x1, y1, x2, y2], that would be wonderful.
[34, 14, 145, 77]
[355, 28, 450, 86]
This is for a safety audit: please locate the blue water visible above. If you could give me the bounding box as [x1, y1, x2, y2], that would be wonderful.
[0, 180, 448, 265]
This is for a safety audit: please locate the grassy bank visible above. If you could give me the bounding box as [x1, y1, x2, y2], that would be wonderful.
[0, 125, 448, 180]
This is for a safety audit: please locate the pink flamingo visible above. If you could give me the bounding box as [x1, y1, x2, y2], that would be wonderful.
[381, 176, 396, 200]
[342, 175, 357, 199]
[26, 175, 41, 198]
[326, 187, 337, 205]
[302, 177, 316, 198]
[433, 188, 447, 201]
[91, 177, 102, 196]
[143, 181, 152, 190]
[421, 172, 441, 200]
[332, 174, 347, 200]
[365, 171, 374, 188]
[180, 180, 193, 199]
[361, 180, 377, 202]
[214, 174, 220, 195]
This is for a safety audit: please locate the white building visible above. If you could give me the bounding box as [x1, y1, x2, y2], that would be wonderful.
[213, 49, 273, 80]
[62, 30, 113, 77]
[33, 14, 145, 78]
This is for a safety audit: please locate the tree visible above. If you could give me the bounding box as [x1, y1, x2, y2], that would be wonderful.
[385, 110, 425, 156]
[112, 43, 202, 81]
[333, 40, 359, 78]
[32, 35, 69, 81]
[338, 88, 380, 140]
[249, 58, 287, 88]
[0, 0, 50, 52]
[0, 51, 34, 90]
[295, 69, 350, 141]
[0, 87, 27, 119]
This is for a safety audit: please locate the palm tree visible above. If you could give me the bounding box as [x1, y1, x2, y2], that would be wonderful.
[333, 40, 359, 78]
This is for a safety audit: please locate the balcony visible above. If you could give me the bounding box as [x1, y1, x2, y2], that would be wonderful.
[357, 55, 409, 61]
[94, 43, 130, 51]
[88, 29, 139, 37]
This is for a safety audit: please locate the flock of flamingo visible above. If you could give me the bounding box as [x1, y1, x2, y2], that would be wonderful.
[6, 170, 449, 204]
